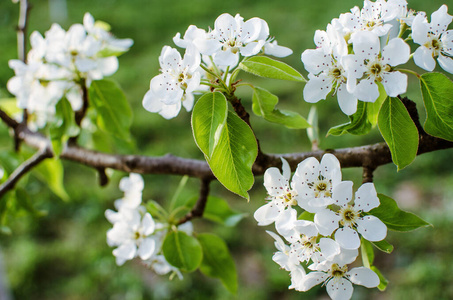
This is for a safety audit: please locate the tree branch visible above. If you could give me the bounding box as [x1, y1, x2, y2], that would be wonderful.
[1, 109, 452, 183]
[0, 148, 53, 199]
[177, 178, 211, 225]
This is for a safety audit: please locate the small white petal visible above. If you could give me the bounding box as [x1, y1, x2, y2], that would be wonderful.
[318, 238, 341, 260]
[326, 277, 353, 300]
[335, 227, 361, 249]
[381, 38, 410, 66]
[350, 31, 380, 59]
[348, 267, 380, 288]
[298, 272, 327, 292]
[411, 13, 430, 45]
[438, 55, 453, 74]
[141, 213, 155, 236]
[354, 182, 380, 212]
[314, 209, 341, 236]
[337, 83, 358, 115]
[430, 5, 453, 35]
[293, 220, 318, 237]
[382, 71, 407, 97]
[332, 181, 354, 207]
[354, 78, 380, 102]
[254, 203, 279, 226]
[301, 49, 332, 74]
[113, 241, 136, 260]
[320, 153, 342, 183]
[413, 46, 436, 71]
[356, 215, 387, 242]
[303, 76, 333, 103]
[138, 238, 156, 260]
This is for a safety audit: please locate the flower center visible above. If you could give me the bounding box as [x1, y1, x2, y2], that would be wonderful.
[339, 205, 360, 227]
[308, 174, 332, 198]
[281, 189, 298, 207]
[425, 34, 442, 56]
[366, 60, 391, 82]
[329, 263, 348, 279]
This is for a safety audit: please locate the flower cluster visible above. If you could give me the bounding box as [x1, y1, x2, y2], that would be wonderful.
[254, 154, 386, 300]
[301, 0, 453, 115]
[142, 13, 292, 119]
[7, 13, 133, 129]
[105, 173, 189, 279]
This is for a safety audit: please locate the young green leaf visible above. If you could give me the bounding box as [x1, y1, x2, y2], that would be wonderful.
[49, 97, 80, 156]
[162, 230, 203, 272]
[368, 194, 431, 232]
[191, 92, 228, 158]
[198, 233, 238, 294]
[328, 101, 372, 136]
[367, 83, 387, 126]
[420, 72, 453, 141]
[239, 56, 306, 82]
[371, 266, 389, 291]
[89, 79, 132, 141]
[378, 97, 419, 170]
[361, 238, 375, 268]
[298, 211, 315, 222]
[34, 159, 70, 201]
[252, 87, 310, 129]
[371, 240, 394, 254]
[206, 111, 258, 200]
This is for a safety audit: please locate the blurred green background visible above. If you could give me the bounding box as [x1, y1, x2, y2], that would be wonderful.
[1, 0, 453, 299]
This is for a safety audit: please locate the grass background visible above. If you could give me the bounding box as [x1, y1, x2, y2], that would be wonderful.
[1, 0, 453, 299]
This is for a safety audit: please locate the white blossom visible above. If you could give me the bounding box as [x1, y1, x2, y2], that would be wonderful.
[292, 154, 343, 213]
[315, 182, 387, 250]
[343, 31, 410, 102]
[142, 45, 201, 119]
[412, 5, 453, 73]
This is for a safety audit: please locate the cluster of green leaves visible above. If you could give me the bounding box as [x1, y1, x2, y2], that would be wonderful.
[192, 56, 309, 199]
[328, 73, 453, 171]
[146, 178, 246, 294]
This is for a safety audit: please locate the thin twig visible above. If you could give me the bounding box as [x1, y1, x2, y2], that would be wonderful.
[177, 178, 211, 225]
[0, 148, 53, 199]
[362, 166, 375, 183]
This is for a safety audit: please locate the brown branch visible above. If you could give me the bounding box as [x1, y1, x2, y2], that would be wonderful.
[177, 178, 211, 225]
[0, 148, 53, 199]
[1, 109, 453, 184]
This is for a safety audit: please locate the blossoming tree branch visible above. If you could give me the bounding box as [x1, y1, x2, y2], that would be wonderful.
[1, 0, 453, 299]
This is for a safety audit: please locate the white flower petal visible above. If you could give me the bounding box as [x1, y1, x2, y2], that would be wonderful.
[381, 38, 410, 66]
[411, 13, 429, 45]
[138, 238, 156, 260]
[318, 238, 341, 260]
[354, 78, 380, 102]
[113, 241, 136, 261]
[337, 83, 358, 115]
[350, 31, 380, 59]
[356, 215, 387, 242]
[141, 213, 155, 236]
[298, 272, 327, 292]
[301, 49, 332, 74]
[430, 5, 452, 35]
[254, 202, 279, 226]
[293, 220, 319, 237]
[354, 182, 379, 212]
[413, 46, 436, 71]
[438, 54, 453, 74]
[314, 209, 341, 236]
[335, 227, 361, 249]
[326, 277, 353, 300]
[332, 181, 354, 207]
[264, 167, 288, 197]
[382, 71, 407, 97]
[320, 153, 342, 183]
[348, 266, 380, 288]
[303, 76, 333, 103]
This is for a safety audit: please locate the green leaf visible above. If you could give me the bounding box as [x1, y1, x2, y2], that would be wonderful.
[361, 238, 375, 268]
[372, 240, 394, 253]
[0, 98, 21, 116]
[49, 97, 80, 156]
[162, 230, 203, 272]
[307, 106, 319, 144]
[206, 111, 258, 200]
[169, 175, 190, 212]
[252, 87, 310, 129]
[34, 159, 70, 201]
[15, 188, 47, 217]
[89, 79, 132, 140]
[369, 194, 431, 232]
[327, 101, 372, 136]
[145, 200, 169, 221]
[239, 56, 306, 82]
[184, 196, 246, 227]
[191, 92, 228, 158]
[371, 266, 389, 291]
[378, 97, 419, 170]
[367, 82, 387, 126]
[420, 72, 453, 141]
[198, 233, 238, 294]
[298, 211, 315, 222]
